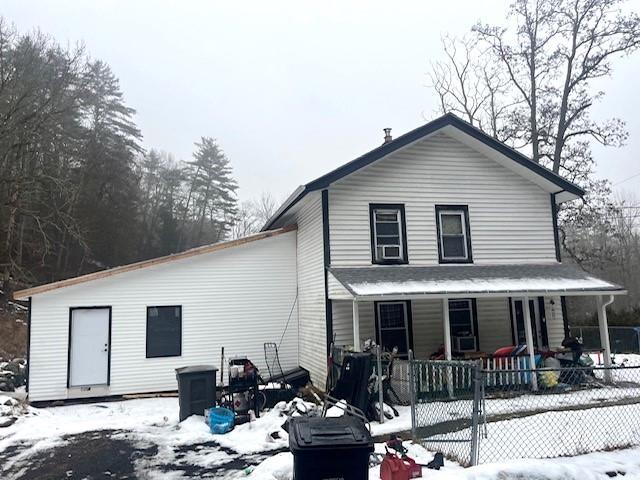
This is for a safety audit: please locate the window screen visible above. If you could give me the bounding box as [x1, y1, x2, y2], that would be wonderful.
[449, 299, 474, 337]
[377, 302, 409, 356]
[146, 306, 182, 358]
[436, 206, 472, 262]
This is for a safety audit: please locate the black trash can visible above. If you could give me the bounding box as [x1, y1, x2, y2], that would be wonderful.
[289, 416, 374, 480]
[175, 365, 218, 422]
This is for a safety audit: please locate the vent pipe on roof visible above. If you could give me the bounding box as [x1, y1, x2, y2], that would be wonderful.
[383, 128, 392, 144]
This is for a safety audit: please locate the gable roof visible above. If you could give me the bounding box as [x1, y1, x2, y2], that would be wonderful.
[13, 225, 296, 300]
[262, 113, 585, 230]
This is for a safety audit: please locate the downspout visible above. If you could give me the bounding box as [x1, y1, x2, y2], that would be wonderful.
[598, 294, 615, 382]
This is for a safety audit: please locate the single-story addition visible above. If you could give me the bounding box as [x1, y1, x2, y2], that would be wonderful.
[14, 113, 626, 402]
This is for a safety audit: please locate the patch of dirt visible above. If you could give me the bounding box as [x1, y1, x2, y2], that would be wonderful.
[0, 304, 27, 360]
[1, 430, 155, 480]
[0, 429, 287, 479]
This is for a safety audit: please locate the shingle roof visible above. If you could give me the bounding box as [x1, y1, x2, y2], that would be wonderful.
[328, 263, 625, 298]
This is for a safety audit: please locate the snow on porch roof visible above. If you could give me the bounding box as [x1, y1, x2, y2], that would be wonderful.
[328, 263, 626, 299]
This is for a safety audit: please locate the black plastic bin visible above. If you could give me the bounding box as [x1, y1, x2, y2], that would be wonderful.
[289, 416, 373, 480]
[330, 353, 372, 414]
[175, 365, 218, 422]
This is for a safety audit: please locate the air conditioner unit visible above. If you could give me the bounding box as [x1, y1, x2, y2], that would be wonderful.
[453, 336, 476, 352]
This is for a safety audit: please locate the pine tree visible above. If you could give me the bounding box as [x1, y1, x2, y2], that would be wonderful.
[72, 60, 143, 269]
[180, 137, 238, 248]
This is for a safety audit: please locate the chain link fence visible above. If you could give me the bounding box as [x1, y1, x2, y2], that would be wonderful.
[411, 359, 640, 466]
[411, 359, 481, 466]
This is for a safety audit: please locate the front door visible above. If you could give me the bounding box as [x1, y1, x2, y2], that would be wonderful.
[511, 298, 546, 348]
[68, 307, 111, 387]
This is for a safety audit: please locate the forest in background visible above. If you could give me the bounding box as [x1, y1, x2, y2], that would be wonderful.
[0, 19, 275, 299]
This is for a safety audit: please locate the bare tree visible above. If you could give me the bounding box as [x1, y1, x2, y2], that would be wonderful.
[473, 0, 640, 172]
[550, 0, 639, 173]
[252, 192, 278, 228]
[474, 0, 565, 164]
[229, 192, 279, 239]
[429, 36, 519, 142]
[230, 201, 259, 239]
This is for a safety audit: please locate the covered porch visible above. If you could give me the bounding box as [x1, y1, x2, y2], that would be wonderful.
[328, 263, 626, 385]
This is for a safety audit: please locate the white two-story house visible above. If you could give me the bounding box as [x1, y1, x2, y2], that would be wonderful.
[15, 113, 625, 401]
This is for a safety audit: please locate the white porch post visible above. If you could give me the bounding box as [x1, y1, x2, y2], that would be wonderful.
[522, 296, 539, 391]
[442, 298, 454, 398]
[352, 299, 361, 352]
[442, 298, 452, 361]
[597, 295, 614, 382]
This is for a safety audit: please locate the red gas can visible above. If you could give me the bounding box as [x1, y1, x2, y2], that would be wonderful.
[380, 454, 422, 480]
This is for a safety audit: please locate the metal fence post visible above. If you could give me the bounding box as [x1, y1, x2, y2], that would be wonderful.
[408, 349, 417, 441]
[377, 345, 385, 424]
[470, 360, 482, 466]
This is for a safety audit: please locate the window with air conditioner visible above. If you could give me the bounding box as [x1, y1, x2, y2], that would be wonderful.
[369, 204, 408, 264]
[449, 299, 477, 352]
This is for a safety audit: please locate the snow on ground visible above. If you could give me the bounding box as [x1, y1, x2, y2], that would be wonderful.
[408, 379, 640, 430]
[593, 353, 640, 367]
[248, 440, 640, 480]
[428, 403, 640, 462]
[0, 396, 291, 477]
[2, 382, 640, 479]
[370, 405, 412, 436]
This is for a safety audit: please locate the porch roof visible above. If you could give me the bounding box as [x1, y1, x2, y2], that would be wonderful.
[327, 263, 626, 300]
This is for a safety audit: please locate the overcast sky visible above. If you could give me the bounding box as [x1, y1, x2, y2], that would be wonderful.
[4, 0, 640, 202]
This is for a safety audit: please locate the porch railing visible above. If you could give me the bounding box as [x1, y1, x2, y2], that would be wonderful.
[409, 355, 539, 395]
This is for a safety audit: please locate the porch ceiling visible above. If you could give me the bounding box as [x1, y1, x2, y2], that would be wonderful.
[328, 263, 626, 300]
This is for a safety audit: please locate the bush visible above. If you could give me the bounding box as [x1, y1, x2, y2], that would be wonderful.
[581, 306, 640, 326]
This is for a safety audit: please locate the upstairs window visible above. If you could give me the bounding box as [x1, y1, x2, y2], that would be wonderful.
[436, 205, 472, 263]
[146, 306, 182, 358]
[369, 204, 408, 264]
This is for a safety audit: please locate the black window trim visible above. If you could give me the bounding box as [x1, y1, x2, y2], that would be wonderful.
[509, 297, 550, 349]
[374, 300, 414, 357]
[448, 298, 479, 351]
[435, 204, 473, 264]
[146, 305, 183, 359]
[369, 203, 409, 265]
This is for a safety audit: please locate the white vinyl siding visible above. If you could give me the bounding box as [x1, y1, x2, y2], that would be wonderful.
[410, 300, 443, 358]
[328, 132, 556, 266]
[476, 298, 513, 352]
[293, 192, 328, 387]
[327, 272, 352, 300]
[544, 296, 566, 348]
[28, 231, 299, 402]
[332, 300, 375, 348]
